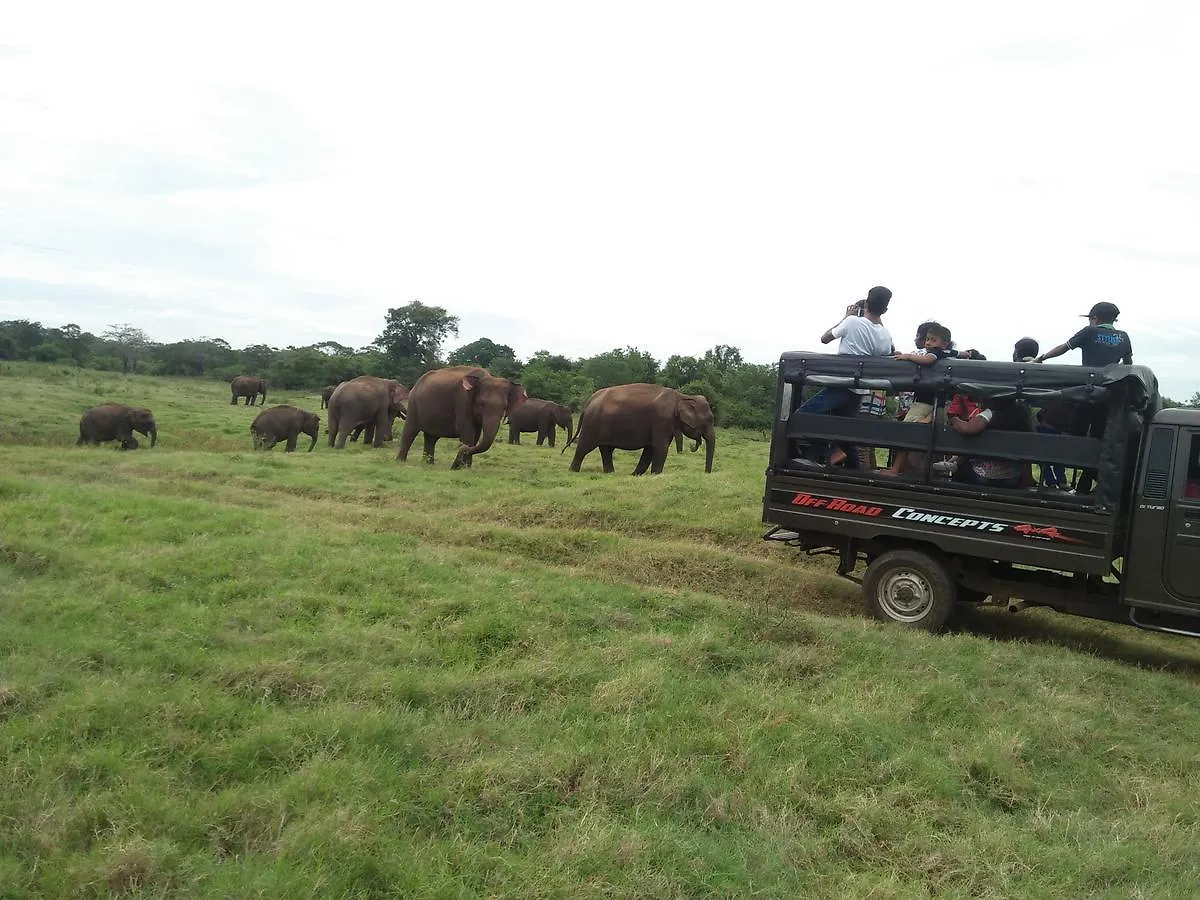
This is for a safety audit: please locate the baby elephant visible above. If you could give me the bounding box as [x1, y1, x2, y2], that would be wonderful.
[78, 404, 157, 449]
[251, 405, 321, 452]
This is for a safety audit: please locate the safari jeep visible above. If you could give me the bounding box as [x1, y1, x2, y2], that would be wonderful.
[762, 351, 1200, 637]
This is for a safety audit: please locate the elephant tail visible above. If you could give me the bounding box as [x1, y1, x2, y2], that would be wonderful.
[561, 411, 583, 454]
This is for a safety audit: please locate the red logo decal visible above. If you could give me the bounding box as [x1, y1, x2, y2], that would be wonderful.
[1012, 524, 1086, 544]
[792, 493, 882, 517]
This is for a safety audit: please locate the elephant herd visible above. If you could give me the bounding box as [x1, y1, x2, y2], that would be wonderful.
[76, 370, 717, 474]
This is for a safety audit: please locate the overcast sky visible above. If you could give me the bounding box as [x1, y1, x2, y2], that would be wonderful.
[2, 2, 1198, 397]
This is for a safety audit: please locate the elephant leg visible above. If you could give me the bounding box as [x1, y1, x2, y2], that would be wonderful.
[536, 428, 547, 446]
[334, 420, 351, 449]
[508, 424, 519, 444]
[263, 437, 279, 450]
[650, 443, 669, 474]
[422, 433, 439, 464]
[397, 418, 419, 461]
[230, 395, 237, 405]
[372, 410, 389, 448]
[285, 434, 298, 452]
[547, 429, 556, 448]
[632, 448, 653, 476]
[569, 434, 598, 472]
[599, 446, 616, 474]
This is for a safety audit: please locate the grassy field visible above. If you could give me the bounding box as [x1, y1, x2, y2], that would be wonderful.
[3, 361, 1200, 898]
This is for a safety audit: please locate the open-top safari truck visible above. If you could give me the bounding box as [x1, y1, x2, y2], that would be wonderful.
[763, 352, 1200, 636]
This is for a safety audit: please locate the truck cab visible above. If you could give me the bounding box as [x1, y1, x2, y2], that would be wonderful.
[762, 351, 1200, 636]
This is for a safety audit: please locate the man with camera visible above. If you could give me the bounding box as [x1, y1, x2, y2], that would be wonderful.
[792, 286, 895, 469]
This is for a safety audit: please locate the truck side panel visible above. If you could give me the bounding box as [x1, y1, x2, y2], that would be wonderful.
[764, 475, 1117, 574]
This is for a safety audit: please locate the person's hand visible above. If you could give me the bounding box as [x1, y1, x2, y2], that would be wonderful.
[1032, 356, 1044, 363]
[950, 417, 968, 433]
[845, 303, 860, 318]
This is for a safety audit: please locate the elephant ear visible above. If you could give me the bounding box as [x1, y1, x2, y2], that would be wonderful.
[461, 369, 486, 393]
[677, 396, 704, 430]
[508, 382, 527, 412]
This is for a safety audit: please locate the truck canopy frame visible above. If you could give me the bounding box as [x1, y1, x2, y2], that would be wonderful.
[773, 354, 1160, 515]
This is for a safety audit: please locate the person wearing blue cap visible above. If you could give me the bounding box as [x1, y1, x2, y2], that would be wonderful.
[1034, 301, 1132, 494]
[1033, 301, 1132, 367]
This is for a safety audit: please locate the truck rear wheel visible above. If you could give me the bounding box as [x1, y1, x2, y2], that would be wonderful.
[863, 549, 956, 632]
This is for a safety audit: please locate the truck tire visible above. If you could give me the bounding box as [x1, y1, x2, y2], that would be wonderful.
[863, 549, 957, 632]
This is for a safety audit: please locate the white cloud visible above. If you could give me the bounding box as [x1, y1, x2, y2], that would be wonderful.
[1, 1, 1199, 396]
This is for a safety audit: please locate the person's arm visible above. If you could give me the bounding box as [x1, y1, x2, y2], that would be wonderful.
[1036, 327, 1090, 363]
[1034, 343, 1068, 363]
[950, 408, 992, 436]
[893, 351, 937, 365]
[820, 304, 861, 344]
[1123, 335, 1133, 366]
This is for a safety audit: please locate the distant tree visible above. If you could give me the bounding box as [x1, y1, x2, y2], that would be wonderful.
[102, 324, 151, 374]
[150, 338, 237, 376]
[580, 347, 660, 388]
[527, 351, 575, 372]
[1187, 392, 1200, 409]
[373, 301, 460, 382]
[698, 344, 744, 391]
[29, 341, 70, 362]
[57, 323, 94, 366]
[237, 344, 279, 374]
[0, 320, 48, 359]
[519, 352, 593, 406]
[311, 341, 356, 356]
[661, 354, 702, 389]
[447, 337, 522, 379]
[716, 363, 776, 430]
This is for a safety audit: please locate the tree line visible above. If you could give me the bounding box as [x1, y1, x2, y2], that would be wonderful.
[0, 303, 780, 429]
[6, 303, 1197, 422]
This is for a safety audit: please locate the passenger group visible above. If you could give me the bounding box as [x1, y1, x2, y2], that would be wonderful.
[795, 287, 1134, 496]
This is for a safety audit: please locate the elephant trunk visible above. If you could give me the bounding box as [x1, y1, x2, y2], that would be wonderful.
[565, 418, 573, 445]
[148, 424, 158, 448]
[691, 436, 702, 453]
[459, 412, 503, 460]
[702, 427, 715, 473]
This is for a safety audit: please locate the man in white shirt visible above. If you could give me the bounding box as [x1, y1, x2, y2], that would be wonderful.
[794, 286, 895, 469]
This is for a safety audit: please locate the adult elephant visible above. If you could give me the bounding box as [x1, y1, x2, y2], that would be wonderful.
[230, 376, 267, 406]
[567, 385, 714, 475]
[397, 366, 526, 468]
[507, 398, 573, 447]
[327, 376, 409, 448]
[319, 384, 341, 409]
[77, 404, 157, 449]
[251, 405, 321, 452]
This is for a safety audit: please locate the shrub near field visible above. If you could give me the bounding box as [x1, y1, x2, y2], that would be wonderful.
[3, 361, 1200, 897]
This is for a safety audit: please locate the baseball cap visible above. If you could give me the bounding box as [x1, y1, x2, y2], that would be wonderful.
[1082, 301, 1120, 321]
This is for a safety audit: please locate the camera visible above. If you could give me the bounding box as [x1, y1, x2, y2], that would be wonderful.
[854, 300, 866, 316]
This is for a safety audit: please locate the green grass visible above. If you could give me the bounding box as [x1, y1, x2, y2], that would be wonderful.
[3, 361, 1200, 897]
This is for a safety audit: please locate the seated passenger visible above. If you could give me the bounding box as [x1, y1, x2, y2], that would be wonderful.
[893, 320, 941, 424]
[1035, 408, 1068, 489]
[1013, 337, 1040, 363]
[879, 324, 954, 477]
[792, 287, 894, 469]
[945, 398, 1034, 489]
